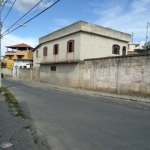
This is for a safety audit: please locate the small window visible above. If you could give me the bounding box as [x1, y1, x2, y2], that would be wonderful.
[122, 46, 126, 56]
[53, 44, 59, 55]
[112, 44, 120, 54]
[23, 66, 26, 68]
[51, 66, 56, 71]
[9, 56, 12, 60]
[36, 50, 38, 58]
[43, 46, 48, 56]
[20, 66, 22, 68]
[67, 40, 74, 53]
[18, 56, 22, 59]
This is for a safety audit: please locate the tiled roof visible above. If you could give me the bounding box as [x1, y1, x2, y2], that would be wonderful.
[6, 43, 34, 49]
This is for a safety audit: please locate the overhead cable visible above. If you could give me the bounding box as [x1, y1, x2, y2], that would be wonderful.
[3, 0, 60, 36]
[2, 0, 16, 23]
[2, 0, 44, 35]
[0, 0, 7, 15]
[20, 0, 52, 24]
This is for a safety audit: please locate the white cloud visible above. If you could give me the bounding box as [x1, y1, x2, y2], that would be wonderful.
[1, 34, 38, 56]
[88, 0, 150, 45]
[49, 19, 73, 32]
[9, 0, 53, 13]
[54, 19, 73, 26]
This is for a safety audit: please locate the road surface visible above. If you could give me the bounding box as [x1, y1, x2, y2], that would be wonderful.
[2, 78, 150, 150]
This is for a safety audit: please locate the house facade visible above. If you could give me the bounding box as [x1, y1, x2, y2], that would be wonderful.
[33, 21, 131, 87]
[5, 43, 34, 77]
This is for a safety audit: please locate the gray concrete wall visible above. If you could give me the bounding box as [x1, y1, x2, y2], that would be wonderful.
[40, 63, 79, 88]
[2, 68, 12, 76]
[19, 68, 32, 80]
[79, 55, 150, 96]
[32, 67, 40, 82]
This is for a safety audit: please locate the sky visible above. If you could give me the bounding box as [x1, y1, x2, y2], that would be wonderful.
[1, 0, 150, 56]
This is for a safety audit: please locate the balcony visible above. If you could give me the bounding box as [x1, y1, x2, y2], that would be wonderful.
[5, 51, 16, 55]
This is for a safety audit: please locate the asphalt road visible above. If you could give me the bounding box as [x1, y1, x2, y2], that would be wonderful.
[2, 78, 150, 150]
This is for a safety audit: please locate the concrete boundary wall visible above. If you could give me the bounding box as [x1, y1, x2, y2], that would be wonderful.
[79, 55, 150, 96]
[2, 68, 12, 76]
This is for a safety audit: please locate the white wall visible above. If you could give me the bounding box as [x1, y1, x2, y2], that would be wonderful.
[14, 60, 31, 68]
[13, 60, 31, 77]
[80, 32, 128, 60]
[33, 32, 81, 67]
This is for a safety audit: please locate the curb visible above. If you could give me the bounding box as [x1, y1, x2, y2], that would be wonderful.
[4, 77, 150, 104]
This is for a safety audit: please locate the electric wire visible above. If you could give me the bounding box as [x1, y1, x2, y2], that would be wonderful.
[0, 0, 7, 15]
[2, 0, 44, 35]
[2, 0, 16, 23]
[20, 0, 52, 24]
[3, 0, 60, 36]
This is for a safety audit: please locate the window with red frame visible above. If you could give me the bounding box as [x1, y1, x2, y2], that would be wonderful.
[112, 44, 120, 54]
[67, 40, 74, 53]
[122, 46, 126, 56]
[36, 50, 38, 58]
[43, 47, 48, 56]
[53, 44, 59, 55]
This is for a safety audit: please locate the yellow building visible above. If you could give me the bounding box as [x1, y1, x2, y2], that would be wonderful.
[5, 43, 34, 69]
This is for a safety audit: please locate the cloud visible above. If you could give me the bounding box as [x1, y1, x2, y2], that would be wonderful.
[88, 0, 150, 44]
[1, 34, 38, 56]
[9, 0, 53, 13]
[49, 19, 73, 32]
[54, 19, 73, 26]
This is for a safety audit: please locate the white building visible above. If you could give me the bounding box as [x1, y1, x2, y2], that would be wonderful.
[13, 60, 32, 77]
[33, 21, 131, 87]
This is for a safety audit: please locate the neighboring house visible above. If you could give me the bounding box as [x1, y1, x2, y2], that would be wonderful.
[143, 41, 150, 54]
[127, 43, 146, 55]
[5, 43, 34, 77]
[33, 21, 131, 87]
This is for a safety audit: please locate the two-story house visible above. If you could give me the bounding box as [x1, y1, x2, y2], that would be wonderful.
[33, 21, 131, 87]
[5, 43, 34, 77]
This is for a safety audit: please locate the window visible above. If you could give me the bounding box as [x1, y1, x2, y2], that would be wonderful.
[43, 46, 48, 56]
[112, 44, 120, 54]
[9, 56, 12, 60]
[23, 66, 26, 68]
[53, 44, 59, 55]
[51, 66, 56, 71]
[18, 56, 22, 59]
[122, 46, 126, 56]
[36, 50, 38, 58]
[67, 40, 74, 53]
[20, 66, 22, 68]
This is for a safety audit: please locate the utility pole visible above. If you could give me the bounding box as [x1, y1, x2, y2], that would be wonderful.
[145, 21, 150, 54]
[131, 32, 133, 43]
[0, 0, 7, 87]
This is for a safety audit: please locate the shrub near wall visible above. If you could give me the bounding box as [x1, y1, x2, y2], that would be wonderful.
[79, 55, 150, 96]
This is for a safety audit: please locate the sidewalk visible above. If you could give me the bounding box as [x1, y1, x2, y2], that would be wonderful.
[5, 77, 150, 103]
[0, 93, 38, 150]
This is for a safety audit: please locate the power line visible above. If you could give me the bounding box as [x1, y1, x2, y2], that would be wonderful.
[0, 0, 7, 15]
[20, 0, 52, 24]
[2, 0, 44, 35]
[3, 0, 60, 36]
[2, 0, 16, 23]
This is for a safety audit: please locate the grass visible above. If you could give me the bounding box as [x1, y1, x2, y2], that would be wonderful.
[0, 87, 25, 119]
